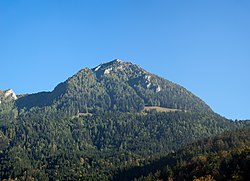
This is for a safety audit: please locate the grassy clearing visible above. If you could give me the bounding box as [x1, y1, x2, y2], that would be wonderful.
[143, 106, 179, 113]
[78, 113, 93, 116]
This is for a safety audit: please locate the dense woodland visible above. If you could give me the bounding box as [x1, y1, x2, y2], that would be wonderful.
[0, 98, 249, 180]
[0, 60, 249, 180]
[119, 128, 250, 181]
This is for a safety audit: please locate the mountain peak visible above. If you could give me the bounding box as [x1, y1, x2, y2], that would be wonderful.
[92, 59, 136, 77]
[113, 58, 123, 63]
[93, 59, 124, 71]
[16, 59, 212, 113]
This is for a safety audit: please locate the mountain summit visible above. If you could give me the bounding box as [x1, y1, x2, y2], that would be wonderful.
[16, 59, 212, 114]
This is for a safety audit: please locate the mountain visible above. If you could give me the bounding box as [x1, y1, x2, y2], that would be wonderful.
[0, 59, 248, 180]
[16, 59, 212, 114]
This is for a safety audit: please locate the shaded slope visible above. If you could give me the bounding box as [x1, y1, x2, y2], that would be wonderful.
[114, 126, 250, 181]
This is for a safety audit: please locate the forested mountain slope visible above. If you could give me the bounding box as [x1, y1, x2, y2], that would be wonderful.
[117, 126, 250, 181]
[0, 109, 244, 180]
[0, 59, 248, 180]
[16, 59, 212, 114]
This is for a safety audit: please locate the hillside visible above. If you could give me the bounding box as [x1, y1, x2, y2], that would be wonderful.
[0, 59, 248, 180]
[116, 126, 250, 181]
[16, 59, 212, 114]
[0, 110, 242, 180]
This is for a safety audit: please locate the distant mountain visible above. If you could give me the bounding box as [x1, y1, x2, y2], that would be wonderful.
[16, 59, 212, 114]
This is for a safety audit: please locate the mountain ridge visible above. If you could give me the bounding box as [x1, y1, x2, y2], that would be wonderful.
[15, 59, 212, 114]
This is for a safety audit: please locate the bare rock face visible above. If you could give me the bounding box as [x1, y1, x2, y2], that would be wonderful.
[0, 89, 17, 103]
[4, 89, 17, 100]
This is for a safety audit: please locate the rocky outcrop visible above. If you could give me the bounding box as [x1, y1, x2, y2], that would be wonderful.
[0, 89, 17, 104]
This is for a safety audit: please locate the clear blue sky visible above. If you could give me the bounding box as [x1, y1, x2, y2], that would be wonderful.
[0, 0, 249, 120]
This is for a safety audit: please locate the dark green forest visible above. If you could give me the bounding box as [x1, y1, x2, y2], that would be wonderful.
[0, 60, 249, 180]
[119, 128, 250, 181]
